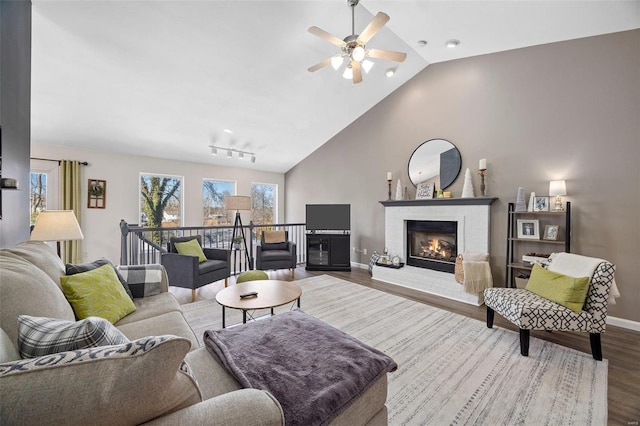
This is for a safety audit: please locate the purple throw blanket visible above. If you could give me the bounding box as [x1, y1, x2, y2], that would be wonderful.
[204, 310, 397, 426]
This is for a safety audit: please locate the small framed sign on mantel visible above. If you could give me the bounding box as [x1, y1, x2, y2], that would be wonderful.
[88, 179, 106, 209]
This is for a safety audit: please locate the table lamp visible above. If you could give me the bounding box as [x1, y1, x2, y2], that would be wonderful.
[30, 210, 84, 257]
[224, 195, 253, 269]
[549, 180, 567, 212]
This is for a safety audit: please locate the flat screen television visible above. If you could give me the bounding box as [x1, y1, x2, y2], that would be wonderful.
[305, 204, 351, 231]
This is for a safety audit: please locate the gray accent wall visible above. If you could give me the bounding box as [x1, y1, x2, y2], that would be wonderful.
[0, 1, 32, 247]
[286, 30, 640, 323]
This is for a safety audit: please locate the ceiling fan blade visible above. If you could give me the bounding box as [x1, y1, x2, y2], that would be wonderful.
[352, 60, 363, 84]
[367, 48, 407, 63]
[308, 26, 345, 47]
[357, 12, 390, 45]
[307, 57, 333, 72]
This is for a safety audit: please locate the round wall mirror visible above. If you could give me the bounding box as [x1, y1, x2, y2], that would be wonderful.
[407, 139, 462, 189]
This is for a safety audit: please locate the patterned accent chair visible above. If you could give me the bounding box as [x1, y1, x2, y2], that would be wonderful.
[256, 230, 297, 279]
[161, 235, 231, 302]
[484, 253, 615, 360]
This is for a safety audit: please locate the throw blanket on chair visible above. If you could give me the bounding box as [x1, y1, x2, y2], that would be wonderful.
[548, 252, 620, 304]
[204, 310, 397, 426]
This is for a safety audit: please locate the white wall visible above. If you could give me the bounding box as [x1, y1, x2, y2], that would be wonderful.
[31, 143, 285, 264]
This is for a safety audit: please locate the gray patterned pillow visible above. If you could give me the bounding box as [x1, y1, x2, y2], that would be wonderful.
[118, 264, 164, 298]
[368, 251, 381, 275]
[17, 315, 130, 359]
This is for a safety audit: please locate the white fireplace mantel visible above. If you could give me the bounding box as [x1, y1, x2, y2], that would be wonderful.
[373, 197, 497, 306]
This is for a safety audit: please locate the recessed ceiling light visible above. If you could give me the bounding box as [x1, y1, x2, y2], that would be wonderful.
[385, 68, 396, 78]
[223, 129, 233, 134]
[417, 40, 427, 47]
[445, 39, 460, 48]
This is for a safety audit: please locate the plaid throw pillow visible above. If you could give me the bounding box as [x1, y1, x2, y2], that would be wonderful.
[118, 264, 164, 298]
[17, 315, 130, 359]
[368, 251, 381, 275]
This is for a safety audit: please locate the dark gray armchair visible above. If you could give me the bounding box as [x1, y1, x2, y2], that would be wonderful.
[256, 230, 297, 279]
[161, 235, 231, 302]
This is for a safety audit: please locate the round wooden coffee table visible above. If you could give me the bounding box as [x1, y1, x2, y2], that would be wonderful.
[215, 280, 302, 328]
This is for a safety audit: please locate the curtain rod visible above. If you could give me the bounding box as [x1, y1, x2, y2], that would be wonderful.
[31, 157, 89, 166]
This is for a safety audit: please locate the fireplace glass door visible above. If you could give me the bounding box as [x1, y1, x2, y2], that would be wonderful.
[406, 220, 458, 273]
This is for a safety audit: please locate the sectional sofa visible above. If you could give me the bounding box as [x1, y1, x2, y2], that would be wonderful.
[0, 241, 388, 425]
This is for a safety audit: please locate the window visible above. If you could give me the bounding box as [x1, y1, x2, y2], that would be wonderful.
[29, 172, 47, 225]
[202, 179, 235, 226]
[251, 183, 277, 225]
[139, 174, 182, 228]
[29, 160, 59, 226]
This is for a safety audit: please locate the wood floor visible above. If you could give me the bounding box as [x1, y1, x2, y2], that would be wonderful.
[170, 266, 640, 425]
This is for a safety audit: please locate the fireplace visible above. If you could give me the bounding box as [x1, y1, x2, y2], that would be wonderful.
[406, 220, 458, 273]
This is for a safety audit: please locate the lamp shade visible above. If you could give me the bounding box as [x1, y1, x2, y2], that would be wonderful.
[549, 180, 567, 197]
[30, 210, 84, 242]
[225, 196, 251, 211]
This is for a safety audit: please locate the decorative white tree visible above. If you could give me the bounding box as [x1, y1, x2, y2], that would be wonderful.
[527, 192, 536, 212]
[515, 187, 527, 212]
[396, 179, 403, 200]
[461, 168, 475, 198]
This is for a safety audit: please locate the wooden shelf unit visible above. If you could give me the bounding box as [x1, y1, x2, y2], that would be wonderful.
[505, 202, 571, 287]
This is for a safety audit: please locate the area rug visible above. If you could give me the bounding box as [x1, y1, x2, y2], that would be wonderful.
[182, 275, 608, 425]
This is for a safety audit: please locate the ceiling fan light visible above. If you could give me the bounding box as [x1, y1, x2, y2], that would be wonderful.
[331, 55, 344, 70]
[343, 66, 353, 80]
[362, 60, 374, 73]
[352, 46, 365, 62]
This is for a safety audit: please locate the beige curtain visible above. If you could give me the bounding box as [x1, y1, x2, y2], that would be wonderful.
[60, 160, 83, 264]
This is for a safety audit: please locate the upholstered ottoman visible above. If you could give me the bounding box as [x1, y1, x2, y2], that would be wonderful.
[204, 310, 396, 425]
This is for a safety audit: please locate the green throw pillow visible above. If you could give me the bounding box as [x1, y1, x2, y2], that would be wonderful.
[174, 238, 207, 262]
[60, 264, 136, 324]
[525, 264, 590, 313]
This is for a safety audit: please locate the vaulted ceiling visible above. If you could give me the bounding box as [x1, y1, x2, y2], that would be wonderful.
[31, 1, 640, 173]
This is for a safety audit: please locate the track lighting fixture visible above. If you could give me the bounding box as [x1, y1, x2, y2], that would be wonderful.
[209, 146, 256, 163]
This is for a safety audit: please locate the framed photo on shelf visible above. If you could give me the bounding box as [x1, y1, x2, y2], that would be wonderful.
[543, 225, 560, 241]
[517, 219, 540, 239]
[533, 196, 549, 212]
[415, 181, 435, 199]
[87, 179, 106, 209]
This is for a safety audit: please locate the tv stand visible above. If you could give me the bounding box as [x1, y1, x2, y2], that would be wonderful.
[306, 233, 351, 271]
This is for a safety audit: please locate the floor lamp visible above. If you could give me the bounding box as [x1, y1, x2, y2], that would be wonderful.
[30, 210, 84, 258]
[225, 195, 253, 270]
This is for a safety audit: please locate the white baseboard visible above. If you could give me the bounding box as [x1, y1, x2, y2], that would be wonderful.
[606, 316, 640, 332]
[350, 261, 368, 270]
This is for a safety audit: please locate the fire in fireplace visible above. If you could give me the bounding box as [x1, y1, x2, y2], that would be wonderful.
[406, 220, 458, 273]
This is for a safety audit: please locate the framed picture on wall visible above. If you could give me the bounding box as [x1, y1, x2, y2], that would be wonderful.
[517, 219, 539, 239]
[88, 179, 106, 209]
[415, 181, 435, 200]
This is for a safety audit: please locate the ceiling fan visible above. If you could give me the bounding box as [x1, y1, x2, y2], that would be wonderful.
[307, 0, 407, 84]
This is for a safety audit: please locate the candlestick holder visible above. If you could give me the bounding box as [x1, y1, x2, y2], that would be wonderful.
[477, 169, 487, 196]
[387, 179, 392, 200]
